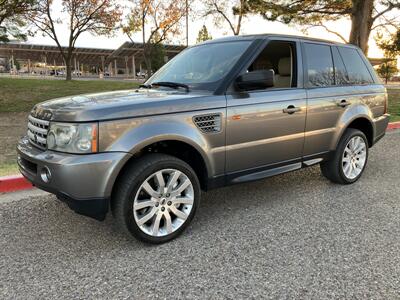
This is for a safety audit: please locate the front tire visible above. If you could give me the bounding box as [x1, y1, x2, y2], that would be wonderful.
[320, 129, 369, 184]
[112, 154, 200, 244]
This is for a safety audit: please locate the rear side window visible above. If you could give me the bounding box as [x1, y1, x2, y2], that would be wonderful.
[332, 47, 349, 85]
[338, 47, 374, 85]
[304, 43, 334, 87]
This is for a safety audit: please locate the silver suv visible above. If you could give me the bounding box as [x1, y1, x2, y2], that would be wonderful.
[17, 35, 390, 243]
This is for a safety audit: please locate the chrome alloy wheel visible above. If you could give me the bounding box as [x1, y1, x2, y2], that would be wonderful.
[342, 136, 367, 180]
[133, 169, 194, 237]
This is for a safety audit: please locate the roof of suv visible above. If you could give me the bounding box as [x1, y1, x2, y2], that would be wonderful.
[203, 33, 352, 47]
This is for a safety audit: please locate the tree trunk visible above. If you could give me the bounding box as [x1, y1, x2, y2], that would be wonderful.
[65, 56, 72, 81]
[144, 54, 152, 79]
[349, 0, 374, 54]
[143, 44, 153, 80]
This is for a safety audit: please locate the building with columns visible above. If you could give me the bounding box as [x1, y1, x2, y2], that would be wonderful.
[0, 41, 185, 78]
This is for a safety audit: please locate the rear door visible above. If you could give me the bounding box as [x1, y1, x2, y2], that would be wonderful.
[302, 42, 351, 158]
[302, 43, 378, 159]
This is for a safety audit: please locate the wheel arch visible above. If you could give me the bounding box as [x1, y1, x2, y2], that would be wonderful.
[112, 137, 211, 195]
[332, 115, 374, 150]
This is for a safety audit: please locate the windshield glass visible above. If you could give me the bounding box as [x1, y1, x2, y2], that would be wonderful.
[146, 41, 252, 91]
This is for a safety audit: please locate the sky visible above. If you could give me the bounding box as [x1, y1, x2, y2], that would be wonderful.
[27, 2, 396, 59]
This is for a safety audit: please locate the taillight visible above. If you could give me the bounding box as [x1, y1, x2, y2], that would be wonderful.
[384, 91, 388, 114]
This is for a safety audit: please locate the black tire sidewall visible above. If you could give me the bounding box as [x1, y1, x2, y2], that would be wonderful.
[121, 157, 200, 244]
[337, 130, 369, 184]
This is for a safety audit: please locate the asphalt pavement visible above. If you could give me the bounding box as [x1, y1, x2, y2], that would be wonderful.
[1, 131, 399, 299]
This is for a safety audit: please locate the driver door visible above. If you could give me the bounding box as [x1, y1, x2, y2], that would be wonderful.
[225, 40, 307, 178]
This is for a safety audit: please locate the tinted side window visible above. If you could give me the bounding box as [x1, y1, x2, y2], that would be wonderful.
[332, 47, 349, 85]
[338, 47, 374, 85]
[304, 43, 334, 87]
[246, 41, 296, 90]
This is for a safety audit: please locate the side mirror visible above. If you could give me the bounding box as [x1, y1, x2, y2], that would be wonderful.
[235, 69, 275, 91]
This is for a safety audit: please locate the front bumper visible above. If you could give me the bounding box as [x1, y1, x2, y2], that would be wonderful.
[17, 136, 131, 220]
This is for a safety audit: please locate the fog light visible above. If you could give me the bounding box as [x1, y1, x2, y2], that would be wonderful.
[40, 166, 52, 183]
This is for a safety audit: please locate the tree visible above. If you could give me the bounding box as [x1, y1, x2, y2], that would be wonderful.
[124, 0, 187, 79]
[377, 29, 400, 54]
[0, 0, 36, 42]
[203, 0, 250, 36]
[196, 24, 212, 43]
[27, 0, 122, 80]
[248, 0, 400, 54]
[377, 60, 398, 83]
[376, 29, 400, 83]
[150, 33, 166, 72]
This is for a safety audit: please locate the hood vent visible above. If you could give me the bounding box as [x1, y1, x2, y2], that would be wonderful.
[193, 113, 222, 133]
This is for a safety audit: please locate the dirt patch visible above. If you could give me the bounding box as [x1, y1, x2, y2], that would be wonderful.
[0, 112, 29, 166]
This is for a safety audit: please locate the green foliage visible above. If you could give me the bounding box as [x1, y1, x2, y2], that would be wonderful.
[150, 42, 166, 72]
[388, 88, 400, 122]
[376, 29, 400, 83]
[248, 0, 352, 24]
[377, 61, 398, 83]
[0, 0, 36, 43]
[377, 29, 400, 56]
[196, 25, 212, 43]
[248, 0, 400, 53]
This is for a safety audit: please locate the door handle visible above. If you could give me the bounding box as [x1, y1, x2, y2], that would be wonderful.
[337, 99, 350, 108]
[283, 105, 301, 114]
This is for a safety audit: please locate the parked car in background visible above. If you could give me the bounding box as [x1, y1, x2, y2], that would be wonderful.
[17, 34, 389, 243]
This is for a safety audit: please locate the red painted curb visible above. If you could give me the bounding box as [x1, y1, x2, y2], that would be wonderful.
[387, 121, 400, 131]
[0, 175, 33, 193]
[1, 121, 400, 194]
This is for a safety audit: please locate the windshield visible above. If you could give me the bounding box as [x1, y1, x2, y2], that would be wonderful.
[146, 41, 252, 92]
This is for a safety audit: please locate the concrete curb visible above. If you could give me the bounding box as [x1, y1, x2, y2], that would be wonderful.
[0, 175, 33, 193]
[1, 122, 400, 194]
[387, 121, 400, 131]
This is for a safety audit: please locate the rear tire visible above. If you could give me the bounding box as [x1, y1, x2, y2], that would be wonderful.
[112, 154, 200, 244]
[320, 129, 369, 184]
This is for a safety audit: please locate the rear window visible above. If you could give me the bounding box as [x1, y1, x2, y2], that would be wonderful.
[304, 43, 334, 87]
[338, 47, 374, 85]
[332, 47, 349, 85]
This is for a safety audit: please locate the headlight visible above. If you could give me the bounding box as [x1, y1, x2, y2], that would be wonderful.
[47, 122, 98, 154]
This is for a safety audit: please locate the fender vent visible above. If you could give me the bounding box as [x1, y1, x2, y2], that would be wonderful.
[193, 114, 222, 133]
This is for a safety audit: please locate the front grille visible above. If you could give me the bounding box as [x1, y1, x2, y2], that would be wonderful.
[27, 115, 49, 149]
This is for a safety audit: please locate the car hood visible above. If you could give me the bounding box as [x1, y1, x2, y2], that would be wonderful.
[31, 88, 224, 122]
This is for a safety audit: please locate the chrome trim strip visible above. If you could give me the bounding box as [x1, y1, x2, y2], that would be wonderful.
[28, 115, 50, 126]
[28, 122, 48, 134]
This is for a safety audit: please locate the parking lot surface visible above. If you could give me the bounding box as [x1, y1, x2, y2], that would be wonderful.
[1, 131, 399, 299]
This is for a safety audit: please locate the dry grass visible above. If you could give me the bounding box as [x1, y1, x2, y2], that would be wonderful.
[0, 78, 139, 113]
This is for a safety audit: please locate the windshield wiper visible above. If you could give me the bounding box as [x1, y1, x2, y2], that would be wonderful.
[139, 83, 153, 89]
[152, 81, 190, 92]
